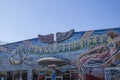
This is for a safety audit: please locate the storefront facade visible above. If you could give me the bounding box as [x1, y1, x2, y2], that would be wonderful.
[0, 28, 120, 80]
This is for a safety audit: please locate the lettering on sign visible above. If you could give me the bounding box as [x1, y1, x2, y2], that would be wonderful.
[14, 35, 114, 54]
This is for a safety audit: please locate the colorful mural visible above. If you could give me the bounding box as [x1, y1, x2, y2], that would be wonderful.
[0, 28, 120, 80]
[74, 30, 120, 80]
[105, 68, 120, 80]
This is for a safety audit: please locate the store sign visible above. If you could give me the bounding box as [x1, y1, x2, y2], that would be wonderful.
[15, 35, 114, 54]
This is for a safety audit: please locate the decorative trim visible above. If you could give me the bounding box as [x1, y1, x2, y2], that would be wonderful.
[56, 29, 74, 42]
[38, 33, 54, 44]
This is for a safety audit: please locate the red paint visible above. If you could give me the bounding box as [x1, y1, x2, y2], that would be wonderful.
[86, 74, 105, 80]
[38, 75, 44, 79]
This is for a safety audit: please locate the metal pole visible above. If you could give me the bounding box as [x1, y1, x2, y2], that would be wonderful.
[6, 71, 7, 80]
[38, 70, 39, 80]
[70, 70, 71, 80]
[12, 72, 14, 80]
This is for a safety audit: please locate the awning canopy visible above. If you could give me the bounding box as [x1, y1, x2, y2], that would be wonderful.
[37, 57, 70, 67]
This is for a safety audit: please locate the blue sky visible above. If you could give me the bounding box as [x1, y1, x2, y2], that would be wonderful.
[0, 0, 120, 43]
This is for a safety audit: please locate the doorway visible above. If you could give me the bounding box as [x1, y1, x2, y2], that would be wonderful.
[33, 68, 78, 80]
[45, 69, 63, 80]
[45, 76, 63, 80]
[13, 71, 28, 80]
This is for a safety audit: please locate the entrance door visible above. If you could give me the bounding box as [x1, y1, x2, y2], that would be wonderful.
[45, 76, 52, 80]
[45, 69, 63, 80]
[13, 70, 28, 80]
[45, 76, 63, 80]
[56, 76, 63, 80]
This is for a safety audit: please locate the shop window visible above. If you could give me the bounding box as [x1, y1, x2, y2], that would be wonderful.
[71, 70, 78, 80]
[7, 71, 13, 80]
[33, 70, 45, 80]
[21, 70, 28, 80]
[0, 72, 7, 80]
[63, 71, 70, 80]
[0, 70, 27, 80]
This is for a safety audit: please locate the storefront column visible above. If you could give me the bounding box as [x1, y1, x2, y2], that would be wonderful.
[27, 70, 33, 80]
[78, 67, 86, 80]
[70, 70, 71, 80]
[12, 72, 14, 80]
[78, 68, 81, 80]
[20, 71, 22, 80]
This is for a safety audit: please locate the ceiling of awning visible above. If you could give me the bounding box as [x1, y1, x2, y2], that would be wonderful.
[37, 57, 70, 67]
